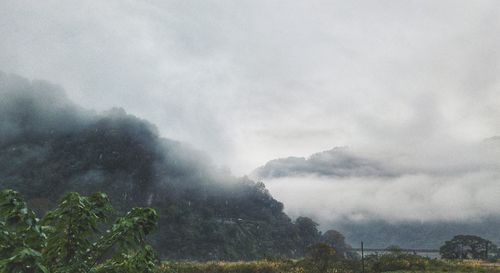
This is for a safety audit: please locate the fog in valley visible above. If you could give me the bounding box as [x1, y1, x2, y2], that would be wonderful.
[1, 0, 500, 250]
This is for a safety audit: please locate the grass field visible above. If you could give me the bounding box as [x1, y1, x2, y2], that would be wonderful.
[159, 259, 500, 273]
[160, 260, 301, 273]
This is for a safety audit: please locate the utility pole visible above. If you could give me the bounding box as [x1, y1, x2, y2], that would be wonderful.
[485, 241, 489, 260]
[361, 241, 365, 273]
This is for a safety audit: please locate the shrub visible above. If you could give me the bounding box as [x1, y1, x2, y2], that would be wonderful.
[365, 252, 431, 273]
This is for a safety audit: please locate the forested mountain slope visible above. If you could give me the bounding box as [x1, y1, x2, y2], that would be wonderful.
[0, 72, 325, 260]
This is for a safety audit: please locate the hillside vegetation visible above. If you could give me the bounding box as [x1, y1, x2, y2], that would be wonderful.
[0, 72, 331, 260]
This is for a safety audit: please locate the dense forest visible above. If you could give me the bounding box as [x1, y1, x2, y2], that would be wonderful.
[0, 72, 347, 260]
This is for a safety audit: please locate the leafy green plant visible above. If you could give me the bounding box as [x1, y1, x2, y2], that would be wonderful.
[0, 189, 158, 273]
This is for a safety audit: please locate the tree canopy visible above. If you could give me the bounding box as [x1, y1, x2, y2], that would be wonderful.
[440, 235, 498, 260]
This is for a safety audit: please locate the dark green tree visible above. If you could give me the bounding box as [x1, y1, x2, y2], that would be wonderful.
[302, 243, 346, 273]
[440, 235, 497, 260]
[321, 229, 350, 257]
[295, 217, 320, 254]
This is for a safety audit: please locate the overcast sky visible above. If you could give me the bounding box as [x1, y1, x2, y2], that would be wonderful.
[1, 0, 500, 176]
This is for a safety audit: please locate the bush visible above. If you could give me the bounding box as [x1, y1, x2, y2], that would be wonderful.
[364, 252, 431, 272]
[300, 243, 338, 273]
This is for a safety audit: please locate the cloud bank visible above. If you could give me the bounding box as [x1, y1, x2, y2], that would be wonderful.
[254, 145, 500, 224]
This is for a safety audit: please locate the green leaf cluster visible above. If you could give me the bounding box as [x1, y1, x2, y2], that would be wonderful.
[0, 189, 158, 273]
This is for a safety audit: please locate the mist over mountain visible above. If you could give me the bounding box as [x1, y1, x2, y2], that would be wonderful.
[0, 72, 331, 260]
[253, 145, 500, 248]
[252, 147, 396, 179]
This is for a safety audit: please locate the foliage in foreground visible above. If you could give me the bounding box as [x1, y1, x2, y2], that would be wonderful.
[0, 189, 158, 273]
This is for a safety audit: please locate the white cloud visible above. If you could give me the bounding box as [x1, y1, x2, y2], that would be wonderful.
[259, 141, 500, 224]
[0, 0, 499, 177]
[266, 171, 500, 224]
